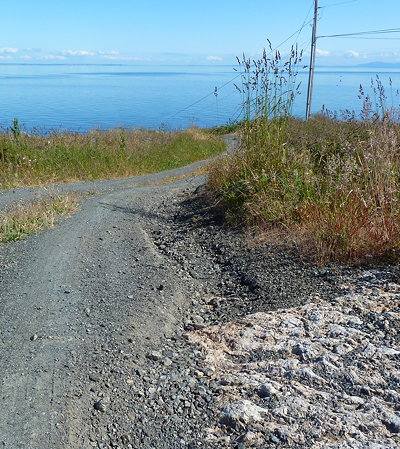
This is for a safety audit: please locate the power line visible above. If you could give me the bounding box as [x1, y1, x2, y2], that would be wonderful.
[319, 27, 400, 39]
[320, 0, 358, 9]
[295, 1, 315, 43]
[305, 2, 400, 118]
[165, 76, 241, 120]
[165, 15, 315, 122]
[329, 36, 400, 40]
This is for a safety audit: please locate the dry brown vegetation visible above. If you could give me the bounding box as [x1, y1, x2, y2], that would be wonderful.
[208, 46, 400, 263]
[0, 193, 79, 242]
[209, 115, 400, 263]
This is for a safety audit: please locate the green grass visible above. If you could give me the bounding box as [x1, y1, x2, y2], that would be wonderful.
[0, 124, 225, 188]
[207, 121, 244, 135]
[0, 194, 79, 242]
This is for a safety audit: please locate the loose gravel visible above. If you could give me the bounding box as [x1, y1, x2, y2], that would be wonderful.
[67, 182, 398, 449]
[1, 158, 399, 448]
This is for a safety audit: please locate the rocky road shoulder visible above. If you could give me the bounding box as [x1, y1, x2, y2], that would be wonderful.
[1, 173, 398, 449]
[70, 182, 399, 449]
[150, 187, 400, 449]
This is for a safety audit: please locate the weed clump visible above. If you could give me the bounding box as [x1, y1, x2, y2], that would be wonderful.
[0, 194, 78, 242]
[208, 51, 400, 263]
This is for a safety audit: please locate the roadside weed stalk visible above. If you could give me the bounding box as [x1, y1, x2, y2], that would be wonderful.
[234, 41, 303, 148]
[209, 53, 400, 263]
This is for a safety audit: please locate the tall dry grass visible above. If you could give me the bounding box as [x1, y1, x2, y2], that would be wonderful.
[208, 56, 400, 263]
[0, 193, 79, 242]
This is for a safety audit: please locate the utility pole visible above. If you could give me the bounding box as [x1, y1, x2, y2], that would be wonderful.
[306, 0, 319, 120]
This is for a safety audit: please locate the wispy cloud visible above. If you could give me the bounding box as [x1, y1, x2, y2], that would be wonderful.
[0, 47, 19, 54]
[316, 48, 330, 57]
[206, 55, 223, 61]
[23, 48, 43, 53]
[39, 54, 67, 60]
[374, 51, 400, 60]
[98, 50, 119, 56]
[101, 55, 152, 61]
[0, 55, 13, 60]
[344, 50, 367, 59]
[62, 50, 95, 56]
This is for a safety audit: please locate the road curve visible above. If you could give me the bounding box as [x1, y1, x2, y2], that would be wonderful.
[0, 135, 237, 212]
[0, 137, 237, 447]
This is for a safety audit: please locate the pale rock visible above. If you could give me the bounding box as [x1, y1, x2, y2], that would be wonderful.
[334, 342, 354, 355]
[220, 400, 265, 427]
[258, 383, 278, 398]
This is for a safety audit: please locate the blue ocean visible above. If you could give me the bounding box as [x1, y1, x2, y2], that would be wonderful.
[0, 64, 399, 132]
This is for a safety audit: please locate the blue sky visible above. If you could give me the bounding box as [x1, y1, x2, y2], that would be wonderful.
[1, 0, 400, 66]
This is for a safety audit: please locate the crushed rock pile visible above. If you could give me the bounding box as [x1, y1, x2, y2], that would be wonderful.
[190, 277, 400, 448]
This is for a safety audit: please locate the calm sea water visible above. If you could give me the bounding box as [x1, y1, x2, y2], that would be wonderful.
[0, 64, 399, 132]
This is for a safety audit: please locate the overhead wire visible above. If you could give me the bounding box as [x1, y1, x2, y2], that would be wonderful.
[319, 27, 400, 39]
[320, 0, 358, 9]
[294, 0, 315, 43]
[165, 12, 316, 122]
[164, 1, 400, 125]
[329, 36, 400, 40]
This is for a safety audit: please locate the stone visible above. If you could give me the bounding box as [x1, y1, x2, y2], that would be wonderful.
[258, 383, 278, 398]
[220, 400, 265, 428]
[384, 416, 400, 434]
[89, 373, 100, 382]
[147, 350, 163, 362]
[94, 401, 106, 412]
[191, 315, 205, 330]
[120, 434, 131, 444]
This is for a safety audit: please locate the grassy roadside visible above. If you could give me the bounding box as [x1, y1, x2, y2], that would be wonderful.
[208, 116, 400, 263]
[0, 194, 79, 242]
[207, 46, 400, 264]
[0, 124, 225, 188]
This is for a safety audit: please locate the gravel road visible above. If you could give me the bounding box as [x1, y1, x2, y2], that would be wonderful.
[0, 135, 237, 212]
[0, 137, 399, 449]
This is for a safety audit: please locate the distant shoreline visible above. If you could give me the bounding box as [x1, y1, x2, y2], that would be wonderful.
[0, 61, 400, 69]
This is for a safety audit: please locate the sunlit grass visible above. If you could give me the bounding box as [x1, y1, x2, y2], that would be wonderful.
[0, 124, 225, 188]
[0, 194, 79, 242]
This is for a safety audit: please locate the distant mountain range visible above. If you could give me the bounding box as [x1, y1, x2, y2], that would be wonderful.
[356, 62, 400, 68]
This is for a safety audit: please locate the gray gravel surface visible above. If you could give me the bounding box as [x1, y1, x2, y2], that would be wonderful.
[0, 141, 398, 448]
[0, 135, 237, 212]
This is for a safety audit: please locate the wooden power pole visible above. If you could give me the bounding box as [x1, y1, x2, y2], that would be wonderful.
[306, 0, 319, 120]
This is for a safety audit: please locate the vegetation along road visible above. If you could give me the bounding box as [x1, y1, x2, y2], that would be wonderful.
[0, 134, 399, 448]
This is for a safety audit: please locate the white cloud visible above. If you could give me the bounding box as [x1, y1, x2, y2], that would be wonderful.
[316, 48, 330, 57]
[20, 55, 33, 60]
[206, 55, 223, 61]
[24, 48, 43, 53]
[62, 50, 95, 56]
[39, 54, 67, 60]
[345, 50, 366, 59]
[0, 47, 18, 54]
[375, 51, 400, 59]
[98, 50, 119, 55]
[0, 55, 13, 60]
